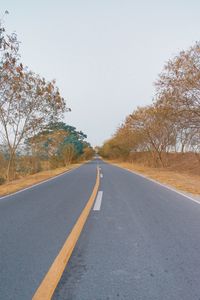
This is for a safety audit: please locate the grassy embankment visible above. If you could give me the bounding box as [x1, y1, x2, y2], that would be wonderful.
[108, 153, 200, 196]
[0, 163, 82, 197]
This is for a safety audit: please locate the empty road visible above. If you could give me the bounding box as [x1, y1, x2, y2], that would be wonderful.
[1, 159, 200, 299]
[0, 161, 97, 300]
[53, 160, 200, 300]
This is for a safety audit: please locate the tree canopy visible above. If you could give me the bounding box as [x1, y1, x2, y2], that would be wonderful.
[99, 42, 200, 166]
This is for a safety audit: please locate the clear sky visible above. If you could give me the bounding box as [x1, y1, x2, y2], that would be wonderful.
[1, 0, 200, 145]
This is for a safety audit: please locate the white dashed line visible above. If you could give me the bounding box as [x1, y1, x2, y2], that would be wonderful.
[93, 191, 103, 211]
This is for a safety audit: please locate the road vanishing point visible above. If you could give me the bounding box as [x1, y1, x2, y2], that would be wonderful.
[1, 159, 200, 300]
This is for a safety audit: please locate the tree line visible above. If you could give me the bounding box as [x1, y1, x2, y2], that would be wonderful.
[99, 42, 200, 167]
[0, 17, 94, 182]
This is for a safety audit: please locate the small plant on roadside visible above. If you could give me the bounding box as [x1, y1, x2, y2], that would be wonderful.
[0, 176, 6, 185]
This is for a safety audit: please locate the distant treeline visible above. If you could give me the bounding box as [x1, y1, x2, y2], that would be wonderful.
[0, 19, 94, 182]
[99, 42, 200, 167]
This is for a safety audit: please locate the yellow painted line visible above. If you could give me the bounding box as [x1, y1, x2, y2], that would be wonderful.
[32, 167, 100, 300]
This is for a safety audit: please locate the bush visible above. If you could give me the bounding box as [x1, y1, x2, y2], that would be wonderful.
[49, 156, 61, 169]
[0, 176, 6, 185]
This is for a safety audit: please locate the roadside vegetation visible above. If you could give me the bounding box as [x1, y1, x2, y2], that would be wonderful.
[99, 42, 200, 195]
[0, 15, 94, 192]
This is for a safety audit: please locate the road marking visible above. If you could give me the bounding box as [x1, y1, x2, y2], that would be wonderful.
[100, 173, 103, 178]
[111, 163, 200, 205]
[32, 167, 100, 300]
[93, 191, 103, 211]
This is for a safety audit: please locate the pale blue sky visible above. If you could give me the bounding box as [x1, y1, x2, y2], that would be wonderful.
[1, 0, 200, 145]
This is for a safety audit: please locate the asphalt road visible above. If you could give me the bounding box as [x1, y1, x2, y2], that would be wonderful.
[0, 161, 97, 300]
[53, 160, 200, 300]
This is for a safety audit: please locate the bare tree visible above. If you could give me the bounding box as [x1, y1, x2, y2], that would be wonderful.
[155, 42, 200, 130]
[0, 23, 67, 180]
[128, 106, 176, 166]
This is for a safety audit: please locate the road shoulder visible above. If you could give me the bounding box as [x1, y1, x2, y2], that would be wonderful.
[107, 161, 200, 202]
[0, 163, 84, 197]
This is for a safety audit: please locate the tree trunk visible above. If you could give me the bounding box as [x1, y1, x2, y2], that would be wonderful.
[157, 151, 165, 167]
[6, 150, 16, 181]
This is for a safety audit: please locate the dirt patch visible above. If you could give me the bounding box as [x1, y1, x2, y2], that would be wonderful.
[128, 152, 200, 176]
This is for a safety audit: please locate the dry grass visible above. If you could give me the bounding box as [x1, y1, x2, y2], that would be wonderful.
[109, 161, 200, 196]
[0, 163, 81, 197]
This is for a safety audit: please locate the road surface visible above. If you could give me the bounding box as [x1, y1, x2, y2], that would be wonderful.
[1, 159, 200, 299]
[53, 160, 200, 300]
[0, 161, 97, 300]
